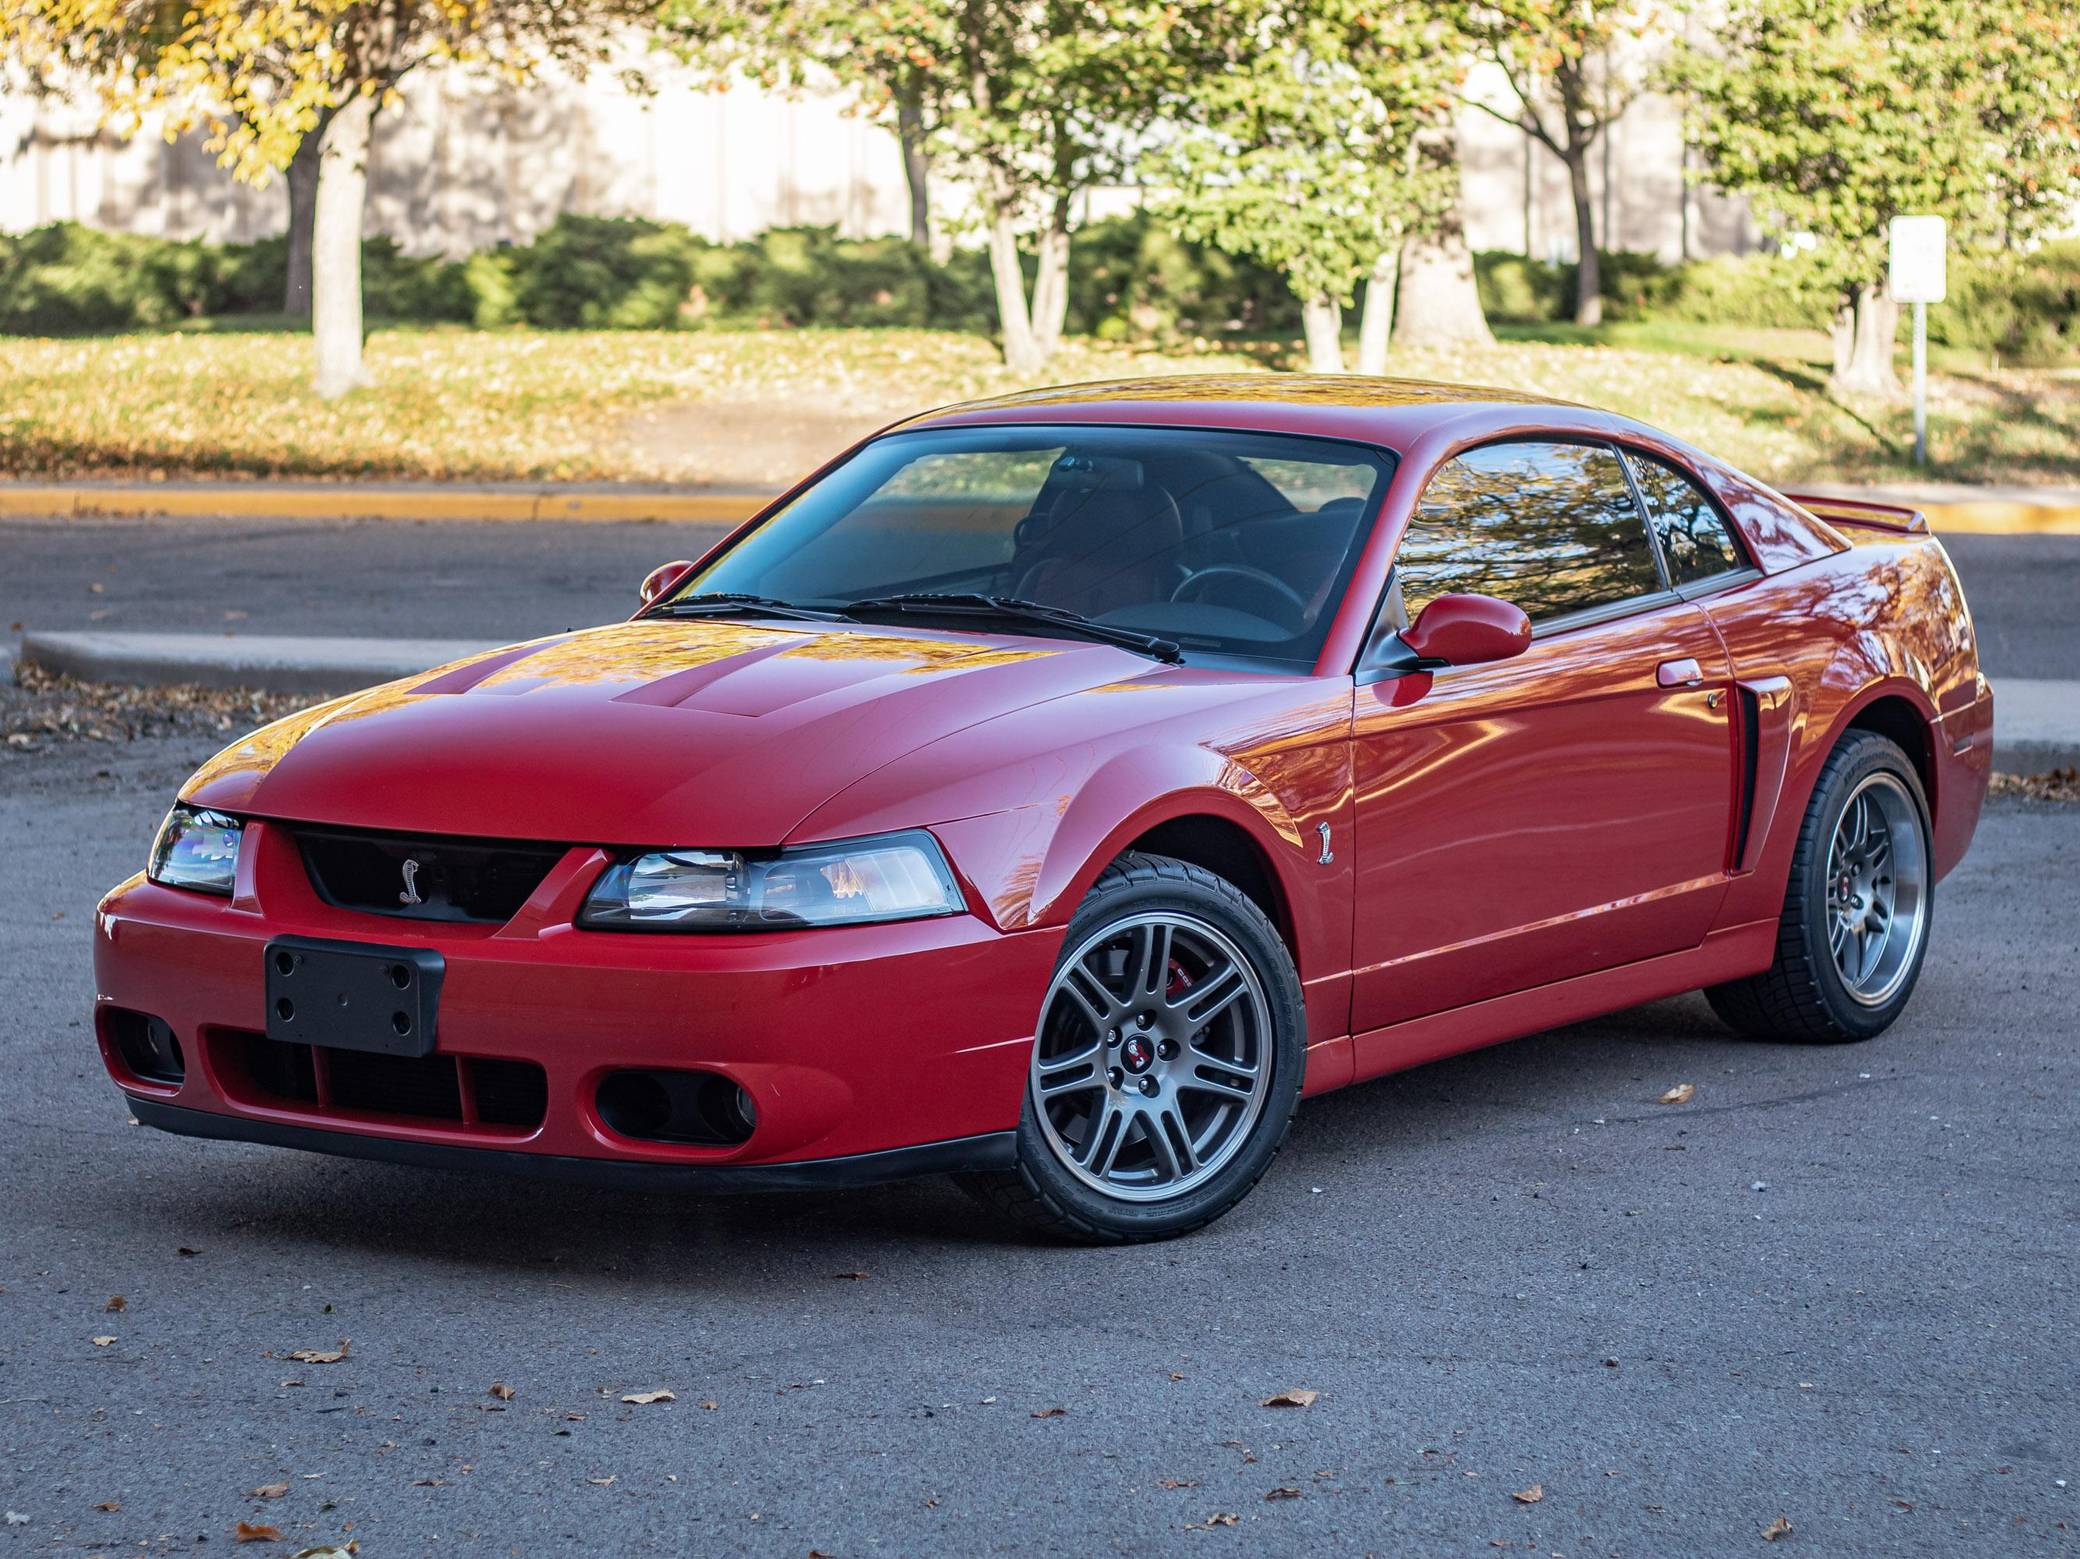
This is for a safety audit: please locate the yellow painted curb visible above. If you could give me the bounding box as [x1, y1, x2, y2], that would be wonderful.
[1918, 500, 2080, 536]
[0, 485, 767, 524]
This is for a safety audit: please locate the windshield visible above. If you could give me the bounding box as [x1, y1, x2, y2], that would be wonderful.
[671, 424, 1395, 667]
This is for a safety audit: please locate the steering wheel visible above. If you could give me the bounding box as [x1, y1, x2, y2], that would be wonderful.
[1170, 565, 1310, 633]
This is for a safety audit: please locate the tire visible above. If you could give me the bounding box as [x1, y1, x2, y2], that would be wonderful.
[962, 852, 1305, 1243]
[1706, 729, 1934, 1043]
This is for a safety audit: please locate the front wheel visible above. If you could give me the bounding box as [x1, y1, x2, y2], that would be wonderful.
[963, 852, 1304, 1243]
[1707, 730, 1934, 1043]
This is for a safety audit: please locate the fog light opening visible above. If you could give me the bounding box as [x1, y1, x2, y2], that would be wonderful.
[596, 1068, 755, 1147]
[106, 1009, 186, 1086]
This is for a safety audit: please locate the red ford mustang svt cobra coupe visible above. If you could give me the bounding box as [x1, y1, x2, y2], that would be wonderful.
[94, 376, 1993, 1241]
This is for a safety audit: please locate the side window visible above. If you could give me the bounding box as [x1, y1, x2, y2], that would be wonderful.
[1625, 452, 1749, 586]
[1395, 441, 1664, 624]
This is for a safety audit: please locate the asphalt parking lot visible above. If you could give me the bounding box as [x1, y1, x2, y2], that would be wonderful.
[1, 717, 2075, 1554]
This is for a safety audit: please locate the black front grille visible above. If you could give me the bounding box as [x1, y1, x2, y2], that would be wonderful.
[294, 826, 565, 924]
[214, 1031, 548, 1132]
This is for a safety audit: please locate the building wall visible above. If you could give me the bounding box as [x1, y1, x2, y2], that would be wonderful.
[0, 53, 1751, 263]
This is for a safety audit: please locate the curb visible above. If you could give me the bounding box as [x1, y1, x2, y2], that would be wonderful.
[0, 483, 768, 525]
[2, 480, 2077, 533]
[18, 629, 495, 696]
[16, 630, 2079, 776]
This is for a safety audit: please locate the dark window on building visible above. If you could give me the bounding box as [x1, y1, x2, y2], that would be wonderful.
[1396, 441, 1665, 624]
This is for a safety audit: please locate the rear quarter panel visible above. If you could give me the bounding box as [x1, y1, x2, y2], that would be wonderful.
[1701, 528, 1989, 928]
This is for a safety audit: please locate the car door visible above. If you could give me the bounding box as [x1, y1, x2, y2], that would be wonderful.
[1348, 438, 1737, 1036]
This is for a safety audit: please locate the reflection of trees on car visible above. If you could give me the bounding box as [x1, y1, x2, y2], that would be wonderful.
[1398, 442, 1659, 622]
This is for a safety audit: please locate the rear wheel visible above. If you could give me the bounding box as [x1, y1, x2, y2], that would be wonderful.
[964, 852, 1304, 1243]
[1706, 730, 1933, 1043]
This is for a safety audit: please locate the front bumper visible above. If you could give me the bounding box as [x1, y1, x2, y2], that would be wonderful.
[94, 819, 1057, 1179]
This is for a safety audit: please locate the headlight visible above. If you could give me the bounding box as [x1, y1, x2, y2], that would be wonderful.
[148, 805, 242, 896]
[579, 830, 962, 931]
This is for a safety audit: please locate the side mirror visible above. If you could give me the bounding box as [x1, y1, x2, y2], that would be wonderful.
[639, 559, 696, 607]
[1401, 592, 1532, 668]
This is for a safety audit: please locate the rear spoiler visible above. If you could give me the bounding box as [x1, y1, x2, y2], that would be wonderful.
[1783, 492, 1930, 536]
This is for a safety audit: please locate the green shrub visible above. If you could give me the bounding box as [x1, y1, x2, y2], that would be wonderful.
[1473, 251, 1568, 322]
[1931, 241, 2080, 364]
[0, 222, 219, 331]
[500, 213, 704, 330]
[1067, 211, 1296, 339]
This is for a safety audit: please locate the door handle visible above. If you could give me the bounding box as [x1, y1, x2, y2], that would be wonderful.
[1656, 657, 1704, 687]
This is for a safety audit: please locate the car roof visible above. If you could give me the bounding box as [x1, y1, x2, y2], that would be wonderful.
[890, 373, 1614, 454]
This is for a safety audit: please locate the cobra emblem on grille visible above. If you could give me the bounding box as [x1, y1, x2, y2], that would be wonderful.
[398, 858, 424, 906]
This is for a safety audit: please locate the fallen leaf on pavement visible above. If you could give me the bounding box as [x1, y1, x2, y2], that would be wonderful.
[234, 1522, 283, 1543]
[1157, 1478, 1200, 1490]
[831, 1271, 869, 1280]
[488, 1383, 516, 1401]
[410, 1478, 448, 1488]
[94, 1500, 120, 1512]
[1659, 1083, 1697, 1105]
[251, 1483, 289, 1499]
[90, 1336, 116, 1347]
[700, 1399, 719, 1410]
[286, 1342, 349, 1364]
[288, 1547, 359, 1559]
[1260, 1388, 1318, 1408]
[1513, 1484, 1544, 1504]
[620, 1390, 674, 1405]
[1763, 1514, 1793, 1542]
[1265, 1486, 1301, 1501]
[1031, 1406, 1067, 1418]
[1195, 1513, 1240, 1528]
[104, 1296, 127, 1313]
[177, 1247, 201, 1257]
[587, 1476, 616, 1487]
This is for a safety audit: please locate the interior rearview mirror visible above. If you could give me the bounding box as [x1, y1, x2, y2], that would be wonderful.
[1399, 592, 1532, 669]
[639, 559, 696, 606]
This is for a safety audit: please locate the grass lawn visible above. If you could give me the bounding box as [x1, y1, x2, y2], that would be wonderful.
[1, 321, 2073, 489]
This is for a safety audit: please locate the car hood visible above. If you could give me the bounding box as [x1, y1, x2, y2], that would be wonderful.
[182, 618, 1163, 846]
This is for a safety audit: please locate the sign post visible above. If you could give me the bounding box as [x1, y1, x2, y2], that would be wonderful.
[1888, 215, 1946, 467]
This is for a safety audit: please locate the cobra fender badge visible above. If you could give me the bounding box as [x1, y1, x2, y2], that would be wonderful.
[399, 858, 424, 906]
[1316, 822, 1335, 867]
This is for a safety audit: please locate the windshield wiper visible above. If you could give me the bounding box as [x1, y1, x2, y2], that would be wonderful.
[649, 592, 839, 623]
[838, 593, 1183, 664]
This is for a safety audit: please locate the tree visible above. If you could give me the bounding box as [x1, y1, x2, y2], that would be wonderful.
[3, 0, 640, 396]
[1391, 124, 1495, 349]
[659, 2, 950, 252]
[1454, 0, 1657, 326]
[1675, 0, 2080, 397]
[668, 0, 1215, 375]
[1147, 0, 1456, 372]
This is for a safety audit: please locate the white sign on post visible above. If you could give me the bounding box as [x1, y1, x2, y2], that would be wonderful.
[1889, 215, 1947, 304]
[1889, 215, 1945, 466]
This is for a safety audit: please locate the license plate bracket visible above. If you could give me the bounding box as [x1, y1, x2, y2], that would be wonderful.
[264, 936, 443, 1058]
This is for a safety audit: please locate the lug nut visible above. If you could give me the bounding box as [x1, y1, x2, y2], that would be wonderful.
[1157, 1040, 1177, 1059]
[1106, 1027, 1120, 1046]
[1138, 1076, 1159, 1097]
[1135, 1012, 1153, 1029]
[1108, 1067, 1123, 1088]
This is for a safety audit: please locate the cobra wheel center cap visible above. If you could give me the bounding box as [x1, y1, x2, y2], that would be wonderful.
[1121, 1035, 1155, 1074]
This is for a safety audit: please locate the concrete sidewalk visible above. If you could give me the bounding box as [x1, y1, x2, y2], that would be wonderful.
[5, 476, 2080, 533]
[14, 628, 2077, 776]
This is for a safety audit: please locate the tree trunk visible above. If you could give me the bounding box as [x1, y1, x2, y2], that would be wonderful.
[1029, 216, 1070, 358]
[282, 124, 325, 318]
[312, 92, 375, 400]
[1832, 283, 1901, 397]
[1565, 143, 1602, 327]
[1394, 135, 1493, 349]
[1355, 249, 1398, 375]
[1301, 296, 1344, 372]
[986, 206, 1044, 377]
[896, 93, 931, 250]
